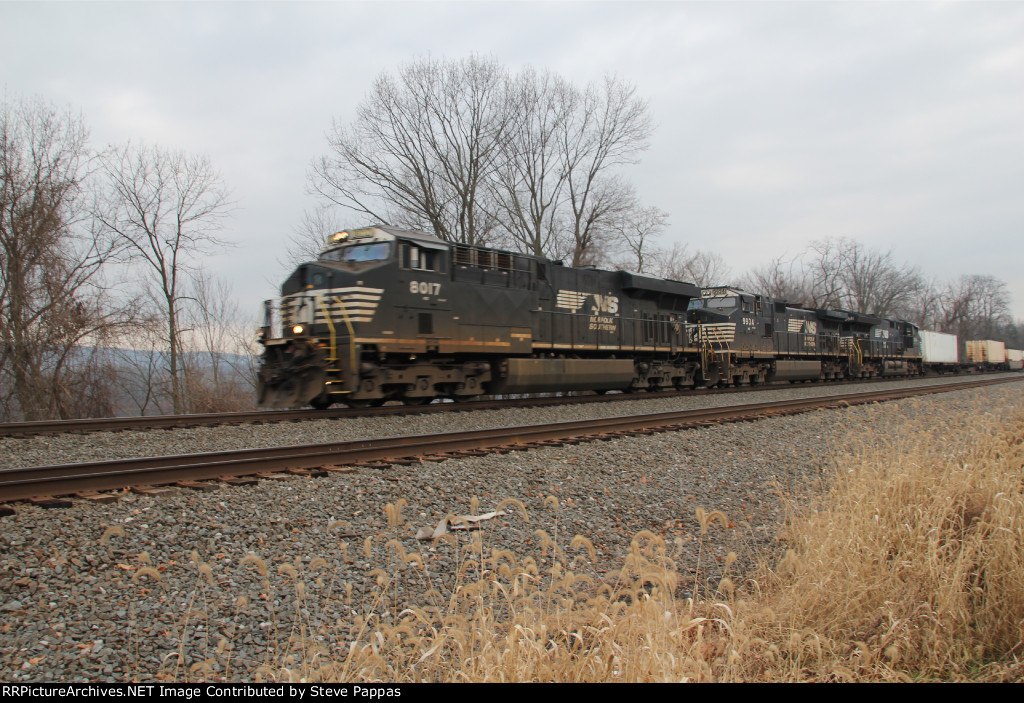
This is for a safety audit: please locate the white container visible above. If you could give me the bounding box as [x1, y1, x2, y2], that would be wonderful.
[966, 339, 1006, 364]
[920, 330, 958, 365]
[1007, 349, 1023, 370]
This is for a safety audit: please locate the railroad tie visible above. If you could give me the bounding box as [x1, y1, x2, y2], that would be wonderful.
[319, 465, 357, 473]
[131, 485, 179, 497]
[75, 491, 120, 503]
[175, 481, 219, 492]
[217, 476, 259, 486]
[287, 467, 330, 477]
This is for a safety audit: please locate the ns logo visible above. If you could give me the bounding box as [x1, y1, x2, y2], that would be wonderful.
[555, 290, 620, 315]
[591, 294, 619, 315]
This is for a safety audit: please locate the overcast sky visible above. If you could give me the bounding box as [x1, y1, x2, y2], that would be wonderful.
[3, 1, 1023, 320]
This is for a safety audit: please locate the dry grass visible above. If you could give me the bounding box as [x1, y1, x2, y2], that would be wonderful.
[744, 398, 1024, 682]
[136, 393, 1024, 682]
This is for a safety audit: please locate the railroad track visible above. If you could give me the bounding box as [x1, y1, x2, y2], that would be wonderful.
[0, 372, 1010, 437]
[2, 375, 1020, 508]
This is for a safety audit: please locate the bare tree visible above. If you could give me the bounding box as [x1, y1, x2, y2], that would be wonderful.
[741, 238, 925, 315]
[1000, 318, 1024, 350]
[113, 314, 168, 416]
[649, 241, 732, 287]
[804, 238, 846, 309]
[902, 277, 943, 330]
[800, 238, 924, 315]
[181, 268, 256, 412]
[490, 67, 574, 257]
[609, 205, 669, 273]
[559, 76, 654, 266]
[282, 207, 343, 269]
[312, 55, 510, 245]
[97, 142, 232, 414]
[309, 59, 654, 263]
[562, 174, 637, 266]
[0, 95, 126, 420]
[831, 238, 923, 317]
[682, 249, 732, 288]
[741, 254, 812, 303]
[940, 274, 1011, 339]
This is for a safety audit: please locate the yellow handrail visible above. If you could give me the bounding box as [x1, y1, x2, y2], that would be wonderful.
[317, 297, 337, 362]
[335, 296, 358, 384]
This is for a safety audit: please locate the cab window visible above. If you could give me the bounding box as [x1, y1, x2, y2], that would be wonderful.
[705, 296, 737, 309]
[342, 243, 390, 263]
[320, 242, 391, 264]
[402, 244, 443, 272]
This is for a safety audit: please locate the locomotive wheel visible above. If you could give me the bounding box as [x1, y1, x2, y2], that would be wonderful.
[402, 397, 433, 406]
[309, 396, 333, 410]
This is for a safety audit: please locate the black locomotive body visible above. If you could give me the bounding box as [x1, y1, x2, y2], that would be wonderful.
[686, 287, 922, 386]
[257, 226, 924, 408]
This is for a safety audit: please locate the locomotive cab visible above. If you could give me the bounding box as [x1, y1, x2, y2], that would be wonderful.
[260, 225, 526, 408]
[259, 226, 446, 408]
[684, 287, 779, 386]
[687, 287, 772, 352]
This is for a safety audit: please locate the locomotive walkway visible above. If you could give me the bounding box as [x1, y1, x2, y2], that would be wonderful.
[2, 375, 1020, 506]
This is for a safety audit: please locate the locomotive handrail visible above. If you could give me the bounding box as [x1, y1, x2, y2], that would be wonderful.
[335, 295, 358, 386]
[318, 297, 337, 362]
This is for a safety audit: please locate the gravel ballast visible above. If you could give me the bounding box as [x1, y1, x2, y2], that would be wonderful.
[1, 378, 1022, 681]
[0, 374, 1016, 469]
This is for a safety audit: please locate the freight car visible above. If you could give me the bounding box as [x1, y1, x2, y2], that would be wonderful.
[917, 332, 1023, 373]
[257, 225, 930, 408]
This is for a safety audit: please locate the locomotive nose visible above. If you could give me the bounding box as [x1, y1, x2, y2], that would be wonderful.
[690, 308, 730, 323]
[282, 264, 340, 296]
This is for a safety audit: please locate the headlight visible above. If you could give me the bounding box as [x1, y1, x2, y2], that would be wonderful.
[292, 325, 304, 335]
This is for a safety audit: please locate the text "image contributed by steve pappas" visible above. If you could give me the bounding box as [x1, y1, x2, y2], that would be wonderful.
[1, 684, 405, 699]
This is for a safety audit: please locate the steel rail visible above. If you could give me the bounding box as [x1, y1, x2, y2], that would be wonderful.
[2, 375, 1020, 503]
[0, 384, 805, 436]
[0, 372, 1010, 438]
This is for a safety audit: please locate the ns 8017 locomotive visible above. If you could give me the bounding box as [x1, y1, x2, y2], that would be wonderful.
[257, 225, 922, 408]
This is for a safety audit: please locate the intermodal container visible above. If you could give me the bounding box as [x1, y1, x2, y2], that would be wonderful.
[920, 330, 958, 365]
[966, 339, 1006, 364]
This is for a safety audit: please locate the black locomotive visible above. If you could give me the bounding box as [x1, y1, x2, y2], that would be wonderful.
[257, 225, 923, 408]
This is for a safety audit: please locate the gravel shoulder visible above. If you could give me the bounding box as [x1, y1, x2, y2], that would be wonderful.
[1, 379, 1021, 682]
